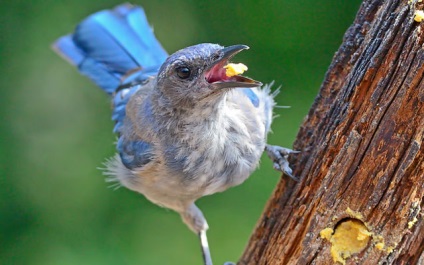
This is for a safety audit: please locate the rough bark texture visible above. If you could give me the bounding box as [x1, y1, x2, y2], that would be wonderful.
[240, 0, 424, 264]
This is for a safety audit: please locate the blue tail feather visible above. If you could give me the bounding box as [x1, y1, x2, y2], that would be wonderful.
[73, 14, 142, 73]
[53, 35, 84, 66]
[52, 4, 168, 94]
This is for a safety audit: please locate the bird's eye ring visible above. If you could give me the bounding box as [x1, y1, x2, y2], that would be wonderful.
[176, 67, 191, 79]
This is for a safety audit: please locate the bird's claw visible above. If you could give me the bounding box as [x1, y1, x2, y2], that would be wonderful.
[265, 144, 300, 181]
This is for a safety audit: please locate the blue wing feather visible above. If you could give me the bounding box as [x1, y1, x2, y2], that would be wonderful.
[117, 137, 153, 169]
[241, 88, 260, 107]
[111, 86, 139, 133]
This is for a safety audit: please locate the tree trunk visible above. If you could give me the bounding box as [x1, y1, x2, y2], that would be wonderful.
[240, 0, 424, 264]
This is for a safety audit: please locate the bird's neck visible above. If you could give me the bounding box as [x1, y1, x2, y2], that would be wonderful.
[151, 90, 228, 126]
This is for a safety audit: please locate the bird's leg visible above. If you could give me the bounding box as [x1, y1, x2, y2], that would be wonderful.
[199, 230, 213, 265]
[265, 144, 300, 181]
[181, 203, 213, 265]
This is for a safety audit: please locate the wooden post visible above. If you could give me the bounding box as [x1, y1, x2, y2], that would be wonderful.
[240, 0, 424, 264]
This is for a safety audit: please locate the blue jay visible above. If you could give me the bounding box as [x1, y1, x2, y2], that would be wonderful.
[53, 4, 297, 265]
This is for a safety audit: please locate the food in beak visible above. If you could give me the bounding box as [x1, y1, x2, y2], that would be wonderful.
[224, 63, 248, 77]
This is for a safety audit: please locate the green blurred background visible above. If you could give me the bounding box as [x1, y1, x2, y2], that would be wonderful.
[0, 1, 362, 264]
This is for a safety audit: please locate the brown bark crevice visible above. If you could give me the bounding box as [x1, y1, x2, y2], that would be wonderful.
[240, 0, 424, 264]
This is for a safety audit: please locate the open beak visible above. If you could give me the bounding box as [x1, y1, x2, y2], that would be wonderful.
[204, 45, 262, 89]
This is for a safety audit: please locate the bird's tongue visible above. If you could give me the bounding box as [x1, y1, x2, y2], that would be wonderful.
[205, 62, 249, 83]
[205, 62, 231, 83]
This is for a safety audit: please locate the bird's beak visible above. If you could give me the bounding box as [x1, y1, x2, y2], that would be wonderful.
[204, 45, 262, 89]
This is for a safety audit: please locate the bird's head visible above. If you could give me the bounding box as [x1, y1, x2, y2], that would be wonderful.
[156, 43, 262, 106]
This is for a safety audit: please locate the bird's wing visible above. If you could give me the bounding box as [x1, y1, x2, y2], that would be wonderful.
[114, 80, 156, 170]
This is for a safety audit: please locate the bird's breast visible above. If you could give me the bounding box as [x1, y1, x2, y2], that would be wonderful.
[163, 116, 266, 196]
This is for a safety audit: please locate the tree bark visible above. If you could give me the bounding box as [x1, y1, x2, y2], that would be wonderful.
[240, 0, 424, 264]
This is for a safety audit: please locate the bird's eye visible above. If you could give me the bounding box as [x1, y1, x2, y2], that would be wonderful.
[176, 67, 191, 79]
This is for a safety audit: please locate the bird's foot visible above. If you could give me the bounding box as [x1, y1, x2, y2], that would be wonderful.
[265, 144, 300, 181]
[223, 262, 235, 265]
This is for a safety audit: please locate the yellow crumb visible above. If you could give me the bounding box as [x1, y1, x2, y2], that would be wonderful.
[346, 207, 364, 219]
[375, 242, 385, 250]
[326, 220, 371, 265]
[414, 10, 424, 22]
[224, 63, 248, 77]
[408, 217, 418, 228]
[320, 227, 334, 240]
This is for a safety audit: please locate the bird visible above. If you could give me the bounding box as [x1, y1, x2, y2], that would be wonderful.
[52, 3, 298, 265]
